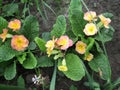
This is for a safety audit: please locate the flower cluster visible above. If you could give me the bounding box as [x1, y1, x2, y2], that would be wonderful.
[0, 19, 29, 51]
[83, 11, 111, 36]
[45, 35, 73, 71]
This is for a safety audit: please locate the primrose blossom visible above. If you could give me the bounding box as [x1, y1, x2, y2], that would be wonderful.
[56, 35, 73, 50]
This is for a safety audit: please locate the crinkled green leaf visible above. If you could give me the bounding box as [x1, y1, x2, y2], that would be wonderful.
[89, 53, 111, 80]
[2, 3, 18, 17]
[63, 53, 85, 81]
[22, 52, 37, 69]
[95, 26, 115, 43]
[21, 15, 39, 41]
[35, 37, 46, 52]
[37, 56, 53, 67]
[0, 40, 21, 62]
[51, 15, 66, 37]
[4, 61, 16, 80]
[0, 17, 8, 33]
[68, 0, 86, 36]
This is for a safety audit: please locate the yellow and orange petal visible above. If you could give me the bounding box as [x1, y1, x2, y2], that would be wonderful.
[75, 41, 87, 54]
[84, 53, 94, 61]
[8, 19, 21, 31]
[58, 65, 68, 72]
[11, 35, 29, 51]
[0, 29, 8, 42]
[99, 15, 111, 28]
[84, 11, 97, 22]
[83, 23, 98, 36]
[56, 36, 73, 50]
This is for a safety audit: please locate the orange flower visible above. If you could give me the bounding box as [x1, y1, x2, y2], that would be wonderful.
[99, 15, 111, 28]
[11, 35, 29, 51]
[0, 29, 8, 42]
[84, 11, 97, 22]
[56, 36, 73, 50]
[75, 41, 87, 54]
[8, 19, 21, 31]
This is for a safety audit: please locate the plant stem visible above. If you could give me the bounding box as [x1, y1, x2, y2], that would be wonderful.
[50, 61, 57, 90]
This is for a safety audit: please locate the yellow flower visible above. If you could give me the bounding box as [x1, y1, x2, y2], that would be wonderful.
[8, 19, 21, 31]
[46, 48, 53, 57]
[83, 23, 98, 36]
[56, 36, 73, 50]
[84, 53, 94, 61]
[58, 65, 68, 71]
[84, 11, 97, 22]
[11, 35, 29, 51]
[0, 29, 8, 42]
[75, 41, 87, 54]
[99, 15, 111, 28]
[45, 40, 55, 51]
[45, 37, 57, 57]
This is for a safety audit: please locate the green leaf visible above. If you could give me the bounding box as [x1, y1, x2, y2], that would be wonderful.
[4, 61, 16, 80]
[0, 84, 25, 90]
[42, 32, 51, 41]
[68, 0, 86, 36]
[69, 85, 78, 90]
[0, 40, 21, 62]
[0, 17, 8, 33]
[37, 56, 54, 67]
[35, 37, 46, 52]
[28, 41, 36, 50]
[89, 53, 111, 80]
[22, 52, 37, 69]
[51, 15, 66, 37]
[17, 53, 27, 64]
[95, 41, 103, 53]
[2, 3, 18, 17]
[21, 0, 28, 3]
[63, 53, 85, 81]
[66, 30, 78, 44]
[95, 26, 115, 43]
[85, 37, 95, 55]
[21, 15, 39, 41]
[102, 12, 113, 19]
[17, 76, 25, 87]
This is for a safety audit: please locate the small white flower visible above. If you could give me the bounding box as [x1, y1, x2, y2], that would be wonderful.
[32, 75, 41, 84]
